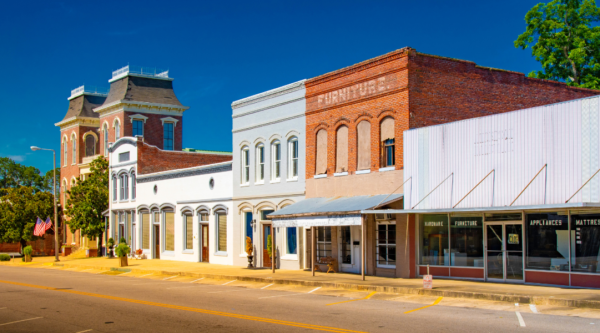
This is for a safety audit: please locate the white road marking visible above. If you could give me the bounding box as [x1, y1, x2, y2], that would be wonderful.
[261, 283, 274, 289]
[139, 273, 153, 278]
[75, 330, 93, 333]
[163, 276, 178, 281]
[529, 304, 538, 313]
[167, 286, 199, 290]
[308, 287, 321, 293]
[118, 271, 131, 276]
[190, 278, 204, 283]
[95, 270, 110, 275]
[222, 280, 236, 285]
[0, 317, 43, 326]
[515, 311, 526, 327]
[208, 290, 244, 294]
[258, 293, 304, 299]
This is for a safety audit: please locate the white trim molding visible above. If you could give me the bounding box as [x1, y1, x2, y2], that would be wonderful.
[129, 114, 149, 123]
[160, 116, 179, 127]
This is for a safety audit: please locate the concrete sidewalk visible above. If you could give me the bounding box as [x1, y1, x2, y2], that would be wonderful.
[4, 256, 600, 309]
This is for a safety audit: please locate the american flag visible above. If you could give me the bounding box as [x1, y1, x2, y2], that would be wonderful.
[44, 217, 52, 231]
[33, 217, 45, 236]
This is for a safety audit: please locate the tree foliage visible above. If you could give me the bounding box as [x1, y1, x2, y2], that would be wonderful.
[515, 0, 600, 89]
[0, 157, 60, 196]
[64, 157, 108, 242]
[0, 186, 57, 249]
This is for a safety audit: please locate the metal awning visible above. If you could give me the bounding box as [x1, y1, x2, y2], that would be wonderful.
[361, 202, 600, 215]
[269, 194, 403, 228]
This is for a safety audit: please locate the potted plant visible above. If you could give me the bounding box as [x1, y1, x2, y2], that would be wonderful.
[135, 249, 143, 259]
[116, 243, 131, 267]
[23, 245, 33, 262]
[107, 238, 115, 258]
[119, 237, 127, 245]
[267, 235, 275, 263]
[245, 236, 253, 268]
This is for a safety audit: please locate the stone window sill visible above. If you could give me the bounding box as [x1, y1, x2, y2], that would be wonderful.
[334, 172, 348, 177]
[379, 166, 395, 172]
[314, 174, 327, 179]
[356, 169, 371, 175]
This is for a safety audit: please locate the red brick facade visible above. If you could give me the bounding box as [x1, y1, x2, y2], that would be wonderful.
[136, 137, 231, 175]
[305, 47, 600, 180]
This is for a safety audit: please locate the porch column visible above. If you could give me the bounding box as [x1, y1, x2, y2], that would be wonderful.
[312, 227, 316, 277]
[272, 227, 276, 273]
[361, 215, 366, 281]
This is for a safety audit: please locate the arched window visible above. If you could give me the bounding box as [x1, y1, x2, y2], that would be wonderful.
[130, 171, 136, 200]
[85, 134, 96, 157]
[380, 117, 395, 167]
[112, 175, 117, 201]
[255, 143, 265, 183]
[288, 137, 298, 179]
[71, 135, 76, 164]
[63, 139, 67, 167]
[62, 180, 68, 207]
[120, 173, 129, 200]
[271, 140, 281, 181]
[357, 121, 371, 171]
[241, 146, 250, 185]
[115, 120, 121, 141]
[103, 124, 109, 156]
[336, 126, 348, 173]
[315, 129, 327, 175]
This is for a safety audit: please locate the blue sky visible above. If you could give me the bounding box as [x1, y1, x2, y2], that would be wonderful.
[0, 0, 544, 172]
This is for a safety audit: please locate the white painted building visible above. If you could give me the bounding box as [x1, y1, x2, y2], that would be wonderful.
[108, 137, 234, 265]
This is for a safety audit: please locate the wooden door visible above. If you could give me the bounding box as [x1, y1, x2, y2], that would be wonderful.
[201, 224, 209, 263]
[154, 225, 160, 259]
[263, 224, 272, 268]
[306, 228, 312, 269]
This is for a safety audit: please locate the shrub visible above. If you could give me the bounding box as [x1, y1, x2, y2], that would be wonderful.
[115, 243, 130, 258]
[0, 254, 10, 261]
[23, 246, 33, 256]
[119, 237, 127, 244]
[107, 238, 115, 248]
[245, 236, 253, 256]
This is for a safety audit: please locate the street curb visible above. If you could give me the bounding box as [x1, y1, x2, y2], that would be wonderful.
[47, 262, 600, 310]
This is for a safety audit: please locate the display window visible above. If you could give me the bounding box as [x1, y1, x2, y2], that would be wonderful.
[570, 214, 600, 274]
[420, 215, 448, 265]
[450, 216, 483, 267]
[526, 213, 569, 271]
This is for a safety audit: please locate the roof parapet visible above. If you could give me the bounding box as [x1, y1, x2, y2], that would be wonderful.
[110, 65, 171, 82]
[68, 85, 108, 100]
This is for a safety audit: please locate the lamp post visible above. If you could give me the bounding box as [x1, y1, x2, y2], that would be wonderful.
[31, 146, 59, 262]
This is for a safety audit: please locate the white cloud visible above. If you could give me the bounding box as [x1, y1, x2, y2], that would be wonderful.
[7, 155, 26, 162]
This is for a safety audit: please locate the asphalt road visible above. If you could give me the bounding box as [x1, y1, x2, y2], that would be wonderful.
[0, 266, 598, 332]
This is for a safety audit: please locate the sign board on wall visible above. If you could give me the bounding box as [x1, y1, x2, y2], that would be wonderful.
[423, 275, 433, 289]
[272, 214, 362, 228]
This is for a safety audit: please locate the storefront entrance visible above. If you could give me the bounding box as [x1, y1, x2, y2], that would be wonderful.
[153, 225, 160, 259]
[263, 224, 272, 268]
[338, 226, 360, 274]
[201, 224, 209, 263]
[485, 222, 524, 282]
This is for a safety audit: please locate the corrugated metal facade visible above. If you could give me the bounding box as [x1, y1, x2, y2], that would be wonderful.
[404, 96, 600, 210]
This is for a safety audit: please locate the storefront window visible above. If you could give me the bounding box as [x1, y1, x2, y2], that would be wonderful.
[377, 222, 396, 268]
[526, 213, 569, 271]
[571, 214, 600, 274]
[316, 226, 332, 260]
[450, 216, 483, 267]
[420, 215, 449, 265]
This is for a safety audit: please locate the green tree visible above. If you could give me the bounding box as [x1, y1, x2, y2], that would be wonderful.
[515, 0, 600, 89]
[64, 157, 108, 256]
[0, 157, 59, 195]
[0, 186, 56, 251]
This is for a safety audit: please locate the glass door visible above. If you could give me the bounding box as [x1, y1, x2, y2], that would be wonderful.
[485, 223, 524, 282]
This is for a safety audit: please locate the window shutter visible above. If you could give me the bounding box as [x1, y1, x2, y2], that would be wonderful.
[165, 212, 175, 251]
[142, 214, 150, 249]
[185, 215, 193, 250]
[217, 213, 227, 252]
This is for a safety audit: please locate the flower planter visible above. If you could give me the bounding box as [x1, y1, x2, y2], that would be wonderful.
[24, 255, 32, 262]
[86, 249, 98, 258]
[61, 247, 72, 256]
[247, 255, 254, 269]
[119, 256, 128, 267]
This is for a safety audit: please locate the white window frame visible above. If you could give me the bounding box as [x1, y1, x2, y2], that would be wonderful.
[215, 210, 228, 255]
[130, 171, 136, 200]
[71, 134, 76, 165]
[114, 119, 121, 141]
[271, 141, 281, 182]
[241, 146, 250, 185]
[103, 124, 109, 156]
[287, 137, 298, 180]
[63, 139, 67, 167]
[119, 173, 129, 201]
[376, 219, 396, 269]
[183, 213, 193, 252]
[162, 121, 174, 151]
[255, 143, 265, 184]
[281, 226, 298, 259]
[112, 175, 117, 201]
[132, 119, 144, 137]
[316, 227, 332, 260]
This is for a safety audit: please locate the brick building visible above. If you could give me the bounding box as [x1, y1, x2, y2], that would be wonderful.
[271, 47, 599, 279]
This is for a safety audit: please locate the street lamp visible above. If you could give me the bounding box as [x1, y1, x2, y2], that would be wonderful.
[30, 146, 59, 262]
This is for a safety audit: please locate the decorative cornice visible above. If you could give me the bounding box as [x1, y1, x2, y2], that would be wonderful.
[232, 113, 305, 134]
[137, 164, 232, 183]
[108, 138, 137, 153]
[232, 97, 305, 119]
[306, 48, 410, 88]
[94, 100, 188, 116]
[55, 116, 100, 129]
[231, 80, 306, 109]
